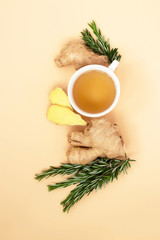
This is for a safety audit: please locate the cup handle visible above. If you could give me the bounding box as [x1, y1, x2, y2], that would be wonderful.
[108, 60, 119, 72]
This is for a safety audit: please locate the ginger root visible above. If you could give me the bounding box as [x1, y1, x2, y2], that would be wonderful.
[55, 40, 108, 69]
[49, 87, 72, 110]
[47, 105, 87, 126]
[67, 117, 125, 164]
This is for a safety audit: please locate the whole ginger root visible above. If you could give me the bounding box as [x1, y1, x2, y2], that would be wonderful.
[67, 118, 125, 164]
[55, 40, 108, 69]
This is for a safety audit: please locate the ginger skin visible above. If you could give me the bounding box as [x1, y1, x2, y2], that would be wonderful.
[55, 40, 108, 69]
[67, 118, 125, 164]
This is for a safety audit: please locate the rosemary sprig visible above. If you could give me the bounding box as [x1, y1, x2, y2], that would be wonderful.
[35, 157, 135, 212]
[35, 163, 84, 181]
[81, 20, 121, 63]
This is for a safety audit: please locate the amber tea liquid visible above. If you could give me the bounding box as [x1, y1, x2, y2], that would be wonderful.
[73, 70, 116, 114]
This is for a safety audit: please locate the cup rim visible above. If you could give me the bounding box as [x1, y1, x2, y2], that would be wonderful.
[68, 64, 120, 118]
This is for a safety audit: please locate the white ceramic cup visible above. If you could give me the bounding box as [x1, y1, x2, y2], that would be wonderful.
[68, 60, 120, 118]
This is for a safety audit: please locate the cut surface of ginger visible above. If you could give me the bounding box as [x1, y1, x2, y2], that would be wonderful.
[49, 87, 72, 110]
[47, 105, 87, 126]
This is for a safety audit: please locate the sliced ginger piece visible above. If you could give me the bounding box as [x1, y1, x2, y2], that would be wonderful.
[55, 40, 108, 69]
[67, 117, 125, 164]
[49, 87, 72, 110]
[47, 105, 87, 126]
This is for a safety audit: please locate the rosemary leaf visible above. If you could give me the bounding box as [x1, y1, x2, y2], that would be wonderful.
[35, 157, 135, 212]
[81, 20, 121, 63]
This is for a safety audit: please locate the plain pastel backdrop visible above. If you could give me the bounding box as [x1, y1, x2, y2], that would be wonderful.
[0, 0, 160, 239]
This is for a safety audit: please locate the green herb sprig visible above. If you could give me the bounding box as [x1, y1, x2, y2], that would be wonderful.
[35, 157, 134, 212]
[81, 20, 121, 63]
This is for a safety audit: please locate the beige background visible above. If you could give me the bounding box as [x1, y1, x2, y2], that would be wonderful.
[0, 0, 160, 239]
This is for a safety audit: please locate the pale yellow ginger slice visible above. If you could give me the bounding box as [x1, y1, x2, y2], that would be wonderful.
[47, 105, 87, 126]
[49, 87, 72, 110]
